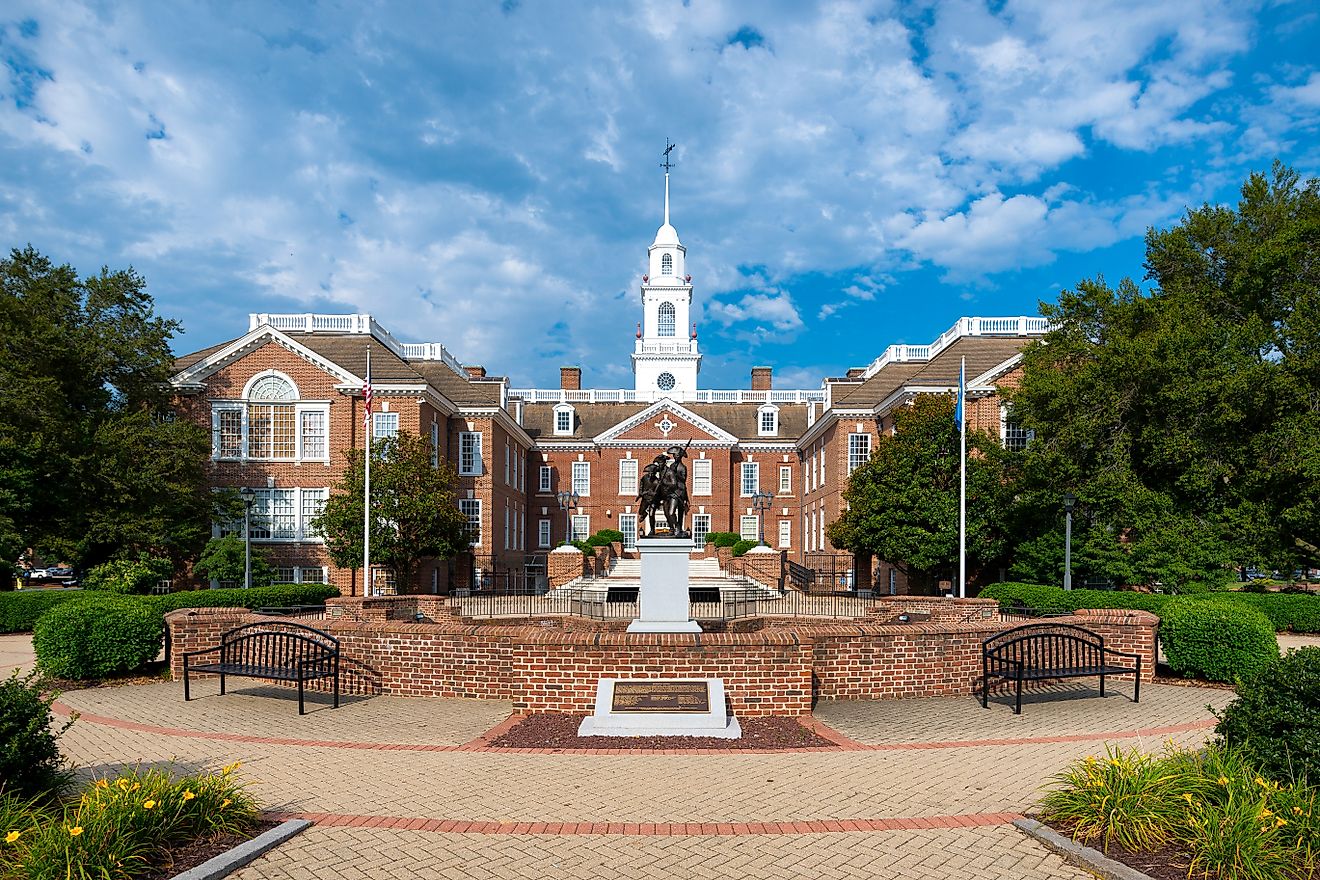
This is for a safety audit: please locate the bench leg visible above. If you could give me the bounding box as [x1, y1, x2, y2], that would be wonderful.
[981, 656, 989, 709]
[333, 665, 340, 710]
[1134, 658, 1141, 703]
[298, 677, 305, 715]
[219, 671, 226, 696]
[1099, 673, 1105, 698]
[183, 657, 190, 701]
[1015, 675, 1023, 715]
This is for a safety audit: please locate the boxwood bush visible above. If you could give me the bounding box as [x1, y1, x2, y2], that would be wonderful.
[81, 555, 173, 594]
[707, 532, 740, 548]
[0, 591, 79, 634]
[593, 529, 625, 544]
[1159, 599, 1278, 683]
[731, 539, 758, 557]
[0, 671, 73, 801]
[32, 596, 165, 680]
[1216, 647, 1320, 784]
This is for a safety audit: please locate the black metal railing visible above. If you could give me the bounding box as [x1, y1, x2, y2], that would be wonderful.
[446, 586, 882, 622]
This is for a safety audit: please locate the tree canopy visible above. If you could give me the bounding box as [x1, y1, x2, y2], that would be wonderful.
[0, 246, 212, 571]
[826, 395, 1011, 593]
[314, 431, 471, 590]
[1007, 163, 1320, 586]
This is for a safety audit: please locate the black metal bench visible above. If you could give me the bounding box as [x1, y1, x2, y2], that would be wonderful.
[982, 623, 1141, 714]
[182, 622, 340, 715]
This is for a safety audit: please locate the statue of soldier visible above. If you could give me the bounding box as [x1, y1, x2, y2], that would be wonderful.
[636, 455, 667, 536]
[660, 443, 690, 536]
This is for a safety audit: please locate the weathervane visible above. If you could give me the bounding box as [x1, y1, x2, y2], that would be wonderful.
[661, 138, 676, 173]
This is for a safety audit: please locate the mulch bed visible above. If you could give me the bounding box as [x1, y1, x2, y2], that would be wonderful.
[489, 714, 836, 750]
[1043, 819, 1194, 880]
[144, 818, 281, 880]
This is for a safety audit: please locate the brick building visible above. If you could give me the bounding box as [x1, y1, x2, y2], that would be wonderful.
[170, 172, 1046, 594]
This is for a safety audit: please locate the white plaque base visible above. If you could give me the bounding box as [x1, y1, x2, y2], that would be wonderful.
[627, 536, 701, 633]
[577, 678, 742, 739]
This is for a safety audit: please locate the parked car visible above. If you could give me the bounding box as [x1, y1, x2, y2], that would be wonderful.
[46, 566, 74, 578]
[25, 568, 49, 580]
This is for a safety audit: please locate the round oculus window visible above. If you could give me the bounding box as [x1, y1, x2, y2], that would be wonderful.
[657, 372, 677, 391]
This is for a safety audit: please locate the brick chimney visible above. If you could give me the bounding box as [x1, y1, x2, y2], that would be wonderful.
[751, 366, 773, 391]
[464, 365, 486, 379]
[560, 366, 581, 390]
[846, 368, 865, 378]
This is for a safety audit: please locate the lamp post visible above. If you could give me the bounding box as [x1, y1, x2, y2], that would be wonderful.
[1062, 492, 1076, 591]
[556, 489, 580, 544]
[751, 489, 773, 546]
[239, 486, 256, 590]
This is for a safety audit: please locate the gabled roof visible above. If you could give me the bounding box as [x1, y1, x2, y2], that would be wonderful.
[171, 325, 363, 387]
[833, 336, 1030, 408]
[518, 399, 809, 443]
[594, 399, 739, 445]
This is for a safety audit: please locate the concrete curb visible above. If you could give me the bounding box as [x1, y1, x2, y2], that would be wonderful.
[1013, 818, 1157, 880]
[169, 818, 311, 880]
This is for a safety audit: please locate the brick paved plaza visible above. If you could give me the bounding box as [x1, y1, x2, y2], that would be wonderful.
[35, 640, 1238, 880]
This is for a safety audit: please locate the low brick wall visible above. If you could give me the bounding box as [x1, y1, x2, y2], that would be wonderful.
[165, 606, 1158, 717]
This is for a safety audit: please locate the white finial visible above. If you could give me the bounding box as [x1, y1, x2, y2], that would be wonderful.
[664, 172, 670, 226]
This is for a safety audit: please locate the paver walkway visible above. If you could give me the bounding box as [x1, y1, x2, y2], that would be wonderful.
[51, 678, 1236, 879]
[0, 633, 35, 677]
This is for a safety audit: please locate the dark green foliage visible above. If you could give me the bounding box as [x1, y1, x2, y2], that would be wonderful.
[0, 671, 72, 801]
[317, 431, 470, 589]
[827, 395, 1012, 594]
[0, 247, 212, 572]
[147, 584, 339, 614]
[32, 596, 164, 679]
[707, 532, 740, 548]
[81, 554, 173, 594]
[1160, 599, 1278, 683]
[593, 529, 624, 544]
[731, 539, 757, 557]
[192, 535, 275, 587]
[1229, 593, 1320, 634]
[0, 591, 77, 633]
[584, 534, 613, 548]
[1216, 647, 1320, 784]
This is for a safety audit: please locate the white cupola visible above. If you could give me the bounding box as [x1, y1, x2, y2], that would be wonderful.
[633, 152, 701, 400]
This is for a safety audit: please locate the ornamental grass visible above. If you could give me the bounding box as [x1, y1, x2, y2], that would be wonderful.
[0, 764, 258, 880]
[1040, 744, 1318, 880]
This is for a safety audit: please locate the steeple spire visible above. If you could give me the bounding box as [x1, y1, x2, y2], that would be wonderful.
[664, 171, 670, 227]
[661, 138, 676, 227]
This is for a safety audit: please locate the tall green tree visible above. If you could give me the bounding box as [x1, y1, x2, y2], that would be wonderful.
[314, 431, 471, 590]
[826, 395, 1012, 594]
[0, 246, 212, 570]
[1008, 163, 1320, 585]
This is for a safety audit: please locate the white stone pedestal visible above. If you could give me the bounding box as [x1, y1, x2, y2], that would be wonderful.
[626, 536, 701, 633]
[577, 678, 741, 739]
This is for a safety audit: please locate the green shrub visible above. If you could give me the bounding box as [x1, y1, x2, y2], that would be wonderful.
[584, 534, 612, 547]
[731, 540, 757, 557]
[0, 591, 79, 634]
[0, 671, 73, 801]
[1230, 593, 1320, 633]
[1216, 647, 1320, 784]
[1160, 599, 1277, 683]
[191, 535, 275, 587]
[592, 529, 625, 544]
[708, 532, 740, 548]
[148, 584, 339, 615]
[82, 555, 173, 594]
[32, 597, 164, 680]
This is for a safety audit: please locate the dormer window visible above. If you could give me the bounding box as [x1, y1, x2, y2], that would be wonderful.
[661, 253, 673, 275]
[658, 302, 676, 337]
[553, 402, 575, 436]
[758, 403, 779, 436]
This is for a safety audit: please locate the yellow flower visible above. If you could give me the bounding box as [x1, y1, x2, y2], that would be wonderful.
[4, 830, 20, 844]
[221, 761, 242, 775]
[95, 779, 108, 789]
[1181, 793, 1194, 805]
[1256, 776, 1268, 787]
[221, 799, 231, 809]
[1276, 817, 1287, 828]
[181, 790, 196, 802]
[1217, 776, 1229, 785]
[1293, 807, 1303, 815]
[1260, 809, 1274, 819]
[143, 800, 156, 810]
[116, 779, 129, 791]
[131, 782, 140, 792]
[67, 826, 83, 837]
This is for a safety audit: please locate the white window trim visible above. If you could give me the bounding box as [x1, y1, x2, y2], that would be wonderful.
[538, 518, 552, 549]
[740, 461, 760, 497]
[538, 465, 553, 494]
[618, 458, 638, 496]
[459, 498, 482, 546]
[691, 459, 712, 496]
[778, 519, 791, 549]
[757, 404, 779, 437]
[570, 514, 590, 542]
[210, 400, 330, 464]
[779, 465, 792, 494]
[459, 432, 483, 476]
[553, 403, 575, 436]
[215, 486, 328, 543]
[571, 461, 591, 497]
[847, 433, 871, 475]
[691, 513, 712, 551]
[740, 515, 759, 542]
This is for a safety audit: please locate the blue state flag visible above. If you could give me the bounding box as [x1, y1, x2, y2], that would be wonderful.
[954, 358, 965, 430]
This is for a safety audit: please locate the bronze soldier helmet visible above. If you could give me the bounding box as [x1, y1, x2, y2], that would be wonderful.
[666, 445, 687, 461]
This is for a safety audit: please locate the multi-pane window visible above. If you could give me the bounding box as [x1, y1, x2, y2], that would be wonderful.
[1001, 406, 1035, 452]
[811, 455, 818, 492]
[300, 489, 328, 537]
[274, 567, 297, 584]
[300, 411, 326, 460]
[658, 302, 676, 337]
[661, 253, 673, 275]
[504, 442, 511, 484]
[691, 459, 712, 495]
[571, 461, 590, 496]
[373, 412, 399, 442]
[619, 458, 638, 496]
[216, 409, 243, 458]
[249, 404, 296, 459]
[458, 499, 482, 545]
[430, 421, 439, 468]
[539, 465, 552, 493]
[268, 490, 296, 538]
[571, 515, 590, 541]
[779, 465, 792, 494]
[691, 514, 711, 550]
[740, 515, 759, 542]
[238, 488, 322, 541]
[504, 504, 510, 550]
[759, 407, 777, 435]
[848, 433, 871, 475]
[299, 567, 326, 584]
[740, 461, 759, 496]
[619, 514, 637, 550]
[538, 519, 551, 548]
[459, 432, 482, 476]
[778, 519, 791, 549]
[555, 408, 573, 434]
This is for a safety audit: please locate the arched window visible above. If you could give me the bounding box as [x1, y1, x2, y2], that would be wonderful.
[657, 302, 676, 337]
[249, 375, 296, 400]
[661, 253, 673, 275]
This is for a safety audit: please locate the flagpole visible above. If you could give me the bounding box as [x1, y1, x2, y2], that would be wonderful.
[363, 348, 372, 596]
[958, 356, 967, 599]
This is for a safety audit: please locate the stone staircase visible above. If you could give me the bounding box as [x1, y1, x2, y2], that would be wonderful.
[548, 554, 780, 601]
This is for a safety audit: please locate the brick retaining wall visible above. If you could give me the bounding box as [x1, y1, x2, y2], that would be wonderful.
[166, 605, 1158, 717]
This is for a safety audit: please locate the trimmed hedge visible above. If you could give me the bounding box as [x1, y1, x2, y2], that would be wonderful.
[731, 540, 758, 557]
[0, 591, 79, 634]
[979, 582, 1320, 632]
[33, 596, 165, 679]
[707, 532, 740, 548]
[1159, 599, 1278, 683]
[1216, 647, 1320, 784]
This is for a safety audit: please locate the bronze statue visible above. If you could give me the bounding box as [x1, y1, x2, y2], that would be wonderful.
[637, 441, 692, 538]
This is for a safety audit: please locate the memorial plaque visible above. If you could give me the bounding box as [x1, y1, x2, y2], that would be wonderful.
[610, 680, 711, 713]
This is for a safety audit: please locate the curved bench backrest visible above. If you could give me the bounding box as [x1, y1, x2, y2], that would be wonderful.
[984, 623, 1104, 673]
[218, 623, 338, 669]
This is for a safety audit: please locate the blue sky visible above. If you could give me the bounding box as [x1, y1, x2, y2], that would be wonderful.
[1, 1, 1317, 390]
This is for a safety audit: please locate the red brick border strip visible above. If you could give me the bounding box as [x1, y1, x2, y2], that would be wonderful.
[49, 700, 1215, 754]
[264, 810, 1025, 835]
